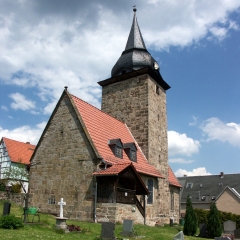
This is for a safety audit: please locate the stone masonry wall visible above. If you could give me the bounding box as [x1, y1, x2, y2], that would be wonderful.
[101, 74, 171, 224]
[96, 203, 144, 224]
[29, 93, 99, 221]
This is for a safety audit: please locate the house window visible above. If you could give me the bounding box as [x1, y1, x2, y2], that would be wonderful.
[186, 182, 193, 188]
[147, 179, 154, 204]
[108, 139, 123, 159]
[48, 198, 55, 204]
[123, 143, 137, 162]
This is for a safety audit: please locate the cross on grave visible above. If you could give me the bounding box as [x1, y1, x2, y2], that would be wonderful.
[58, 198, 66, 218]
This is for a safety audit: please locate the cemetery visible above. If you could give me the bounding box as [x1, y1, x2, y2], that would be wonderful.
[1, 199, 240, 240]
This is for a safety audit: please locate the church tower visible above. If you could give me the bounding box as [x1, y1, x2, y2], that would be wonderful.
[98, 8, 171, 219]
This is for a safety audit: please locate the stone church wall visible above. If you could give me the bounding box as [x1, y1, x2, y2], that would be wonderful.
[29, 93, 98, 221]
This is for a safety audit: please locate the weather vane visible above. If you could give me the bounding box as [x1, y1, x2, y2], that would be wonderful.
[133, 5, 137, 12]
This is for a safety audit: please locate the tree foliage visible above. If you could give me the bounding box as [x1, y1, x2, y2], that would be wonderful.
[207, 203, 222, 238]
[183, 195, 198, 236]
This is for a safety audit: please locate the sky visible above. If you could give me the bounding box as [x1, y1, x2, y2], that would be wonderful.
[0, 0, 240, 177]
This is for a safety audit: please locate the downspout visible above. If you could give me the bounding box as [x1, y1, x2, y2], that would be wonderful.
[94, 177, 97, 223]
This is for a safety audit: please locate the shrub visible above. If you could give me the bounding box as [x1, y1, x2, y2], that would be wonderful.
[11, 183, 21, 193]
[0, 214, 24, 229]
[183, 195, 198, 236]
[207, 203, 222, 238]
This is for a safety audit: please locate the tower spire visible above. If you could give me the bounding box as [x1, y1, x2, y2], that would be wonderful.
[125, 7, 146, 51]
[111, 9, 160, 77]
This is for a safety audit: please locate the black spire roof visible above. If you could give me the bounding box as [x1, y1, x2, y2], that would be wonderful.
[111, 9, 160, 77]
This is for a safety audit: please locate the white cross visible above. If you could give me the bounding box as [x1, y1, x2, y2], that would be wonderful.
[58, 198, 66, 218]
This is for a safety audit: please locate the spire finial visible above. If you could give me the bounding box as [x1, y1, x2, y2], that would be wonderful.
[133, 5, 137, 12]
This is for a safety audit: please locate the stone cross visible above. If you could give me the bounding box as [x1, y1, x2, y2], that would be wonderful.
[58, 198, 66, 218]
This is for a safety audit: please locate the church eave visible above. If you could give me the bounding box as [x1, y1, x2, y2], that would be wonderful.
[98, 67, 170, 90]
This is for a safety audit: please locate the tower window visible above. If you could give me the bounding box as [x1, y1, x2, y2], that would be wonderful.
[156, 85, 160, 95]
[147, 179, 154, 204]
[123, 142, 137, 162]
[108, 139, 123, 159]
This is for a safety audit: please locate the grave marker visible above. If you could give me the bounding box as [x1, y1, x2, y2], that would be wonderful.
[100, 222, 115, 240]
[173, 231, 184, 240]
[121, 219, 134, 236]
[223, 220, 236, 234]
[58, 198, 66, 218]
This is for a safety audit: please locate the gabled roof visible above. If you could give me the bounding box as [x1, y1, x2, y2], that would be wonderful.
[215, 186, 240, 201]
[178, 173, 240, 203]
[169, 167, 182, 188]
[70, 92, 164, 178]
[2, 137, 35, 164]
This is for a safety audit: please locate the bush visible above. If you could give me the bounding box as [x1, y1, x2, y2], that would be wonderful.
[11, 183, 21, 193]
[0, 214, 24, 229]
[207, 203, 222, 238]
[183, 196, 198, 236]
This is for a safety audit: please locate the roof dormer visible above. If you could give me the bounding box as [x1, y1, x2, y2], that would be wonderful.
[123, 142, 137, 162]
[108, 139, 123, 159]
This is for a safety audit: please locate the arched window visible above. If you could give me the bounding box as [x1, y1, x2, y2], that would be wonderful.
[147, 179, 153, 204]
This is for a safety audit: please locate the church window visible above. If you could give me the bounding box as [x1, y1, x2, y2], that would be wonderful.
[147, 179, 154, 204]
[156, 85, 160, 95]
[123, 143, 137, 162]
[170, 191, 174, 210]
[48, 198, 55, 204]
[108, 139, 123, 159]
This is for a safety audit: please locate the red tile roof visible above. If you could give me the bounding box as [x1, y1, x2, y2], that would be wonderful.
[93, 163, 131, 176]
[2, 137, 36, 165]
[71, 94, 164, 178]
[168, 167, 182, 188]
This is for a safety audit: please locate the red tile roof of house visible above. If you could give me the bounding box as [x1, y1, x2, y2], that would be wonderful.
[168, 167, 182, 188]
[71, 94, 164, 178]
[2, 137, 36, 165]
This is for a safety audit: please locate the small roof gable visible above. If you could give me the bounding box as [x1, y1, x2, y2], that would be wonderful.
[168, 167, 182, 188]
[215, 186, 240, 201]
[70, 93, 163, 178]
[2, 137, 35, 164]
[93, 163, 149, 195]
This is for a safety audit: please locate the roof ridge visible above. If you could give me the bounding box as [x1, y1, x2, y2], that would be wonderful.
[70, 93, 127, 125]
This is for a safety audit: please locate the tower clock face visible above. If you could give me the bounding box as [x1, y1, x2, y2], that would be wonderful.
[154, 62, 159, 70]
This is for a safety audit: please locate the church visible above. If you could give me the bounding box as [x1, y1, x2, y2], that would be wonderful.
[28, 9, 181, 226]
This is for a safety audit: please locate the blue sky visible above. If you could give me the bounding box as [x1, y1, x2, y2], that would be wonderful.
[0, 0, 240, 177]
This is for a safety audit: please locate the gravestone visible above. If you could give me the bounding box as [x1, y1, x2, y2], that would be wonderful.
[121, 219, 134, 236]
[234, 228, 240, 239]
[100, 222, 115, 240]
[173, 231, 184, 240]
[198, 224, 209, 238]
[223, 220, 236, 234]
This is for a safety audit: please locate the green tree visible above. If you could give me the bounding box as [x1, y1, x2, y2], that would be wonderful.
[207, 203, 222, 238]
[183, 195, 198, 236]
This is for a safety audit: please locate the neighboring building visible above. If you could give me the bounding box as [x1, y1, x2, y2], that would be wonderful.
[28, 9, 181, 226]
[0, 137, 35, 192]
[178, 172, 240, 215]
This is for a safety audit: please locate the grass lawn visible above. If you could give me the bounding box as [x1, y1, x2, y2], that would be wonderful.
[0, 201, 204, 240]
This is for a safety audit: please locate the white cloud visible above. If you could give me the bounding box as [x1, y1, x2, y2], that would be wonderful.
[201, 117, 240, 147]
[175, 167, 212, 177]
[9, 93, 36, 111]
[169, 158, 194, 164]
[0, 122, 46, 145]
[0, 0, 239, 113]
[168, 130, 201, 156]
[189, 116, 198, 126]
[1, 106, 8, 111]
